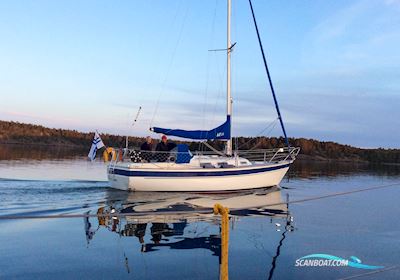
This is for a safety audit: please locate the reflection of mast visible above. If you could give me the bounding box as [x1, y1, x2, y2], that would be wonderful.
[267, 230, 287, 280]
[267, 194, 295, 280]
[124, 252, 130, 274]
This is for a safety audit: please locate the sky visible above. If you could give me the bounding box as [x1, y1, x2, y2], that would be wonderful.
[0, 0, 399, 148]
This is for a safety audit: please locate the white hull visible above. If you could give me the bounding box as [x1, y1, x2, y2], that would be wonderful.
[108, 160, 291, 192]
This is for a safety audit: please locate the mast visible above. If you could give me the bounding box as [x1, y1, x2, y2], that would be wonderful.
[226, 0, 233, 156]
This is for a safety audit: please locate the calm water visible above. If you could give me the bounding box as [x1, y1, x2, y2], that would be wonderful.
[1, 145, 400, 279]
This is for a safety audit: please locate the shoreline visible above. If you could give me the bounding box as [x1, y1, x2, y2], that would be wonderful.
[1, 120, 399, 164]
[1, 142, 398, 165]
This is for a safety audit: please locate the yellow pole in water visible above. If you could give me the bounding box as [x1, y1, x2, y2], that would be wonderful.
[214, 203, 230, 280]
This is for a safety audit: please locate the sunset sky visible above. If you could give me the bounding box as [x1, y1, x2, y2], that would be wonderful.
[1, 0, 399, 148]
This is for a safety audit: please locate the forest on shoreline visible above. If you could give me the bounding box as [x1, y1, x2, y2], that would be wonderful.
[1, 120, 399, 164]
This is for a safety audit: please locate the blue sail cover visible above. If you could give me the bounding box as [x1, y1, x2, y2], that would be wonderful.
[152, 116, 231, 140]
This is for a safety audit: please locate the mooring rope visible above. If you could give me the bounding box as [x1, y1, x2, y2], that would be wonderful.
[214, 203, 230, 280]
[0, 182, 399, 220]
[264, 182, 400, 208]
[337, 265, 400, 280]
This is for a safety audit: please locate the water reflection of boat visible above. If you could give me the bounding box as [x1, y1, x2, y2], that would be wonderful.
[85, 187, 294, 278]
[99, 186, 287, 225]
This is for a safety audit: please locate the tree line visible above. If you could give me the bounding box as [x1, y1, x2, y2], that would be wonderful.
[1, 120, 399, 164]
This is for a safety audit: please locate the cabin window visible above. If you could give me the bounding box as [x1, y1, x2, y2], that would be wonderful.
[201, 163, 214, 168]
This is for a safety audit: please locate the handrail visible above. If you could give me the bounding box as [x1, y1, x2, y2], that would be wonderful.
[237, 147, 300, 163]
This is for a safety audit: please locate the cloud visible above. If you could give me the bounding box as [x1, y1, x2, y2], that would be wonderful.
[385, 0, 400, 6]
[301, 0, 400, 74]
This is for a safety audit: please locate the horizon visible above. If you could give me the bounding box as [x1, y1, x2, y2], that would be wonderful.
[1, 0, 399, 148]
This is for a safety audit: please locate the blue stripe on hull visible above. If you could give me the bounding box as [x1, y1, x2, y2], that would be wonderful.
[112, 163, 290, 177]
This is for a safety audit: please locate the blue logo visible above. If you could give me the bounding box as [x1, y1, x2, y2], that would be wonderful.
[295, 254, 384, 270]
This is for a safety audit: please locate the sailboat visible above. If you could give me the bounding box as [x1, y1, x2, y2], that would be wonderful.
[107, 0, 299, 191]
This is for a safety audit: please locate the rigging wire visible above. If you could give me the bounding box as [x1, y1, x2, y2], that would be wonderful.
[210, 54, 225, 126]
[149, 1, 191, 128]
[125, 106, 142, 150]
[202, 0, 219, 127]
[235, 117, 279, 150]
[145, 0, 182, 121]
[208, 1, 226, 134]
[199, 0, 219, 152]
[202, 141, 226, 156]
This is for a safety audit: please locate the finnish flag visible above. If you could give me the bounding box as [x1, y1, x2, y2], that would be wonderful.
[88, 131, 105, 161]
